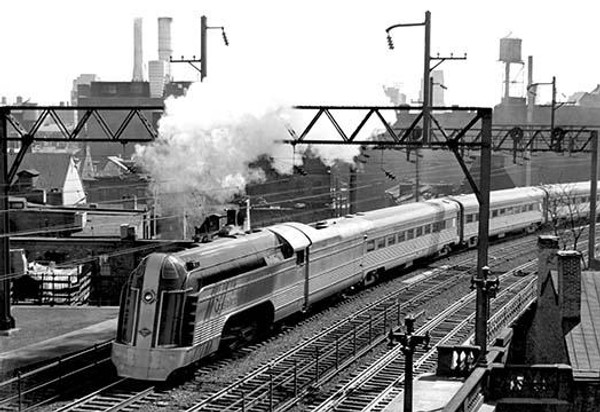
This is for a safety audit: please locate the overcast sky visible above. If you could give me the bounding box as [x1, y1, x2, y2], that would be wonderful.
[1, 0, 598, 107]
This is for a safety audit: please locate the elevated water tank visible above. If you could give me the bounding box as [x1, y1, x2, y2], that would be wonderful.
[499, 38, 522, 63]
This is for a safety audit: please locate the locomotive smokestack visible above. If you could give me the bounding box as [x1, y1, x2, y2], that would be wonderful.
[158, 17, 172, 78]
[132, 18, 144, 81]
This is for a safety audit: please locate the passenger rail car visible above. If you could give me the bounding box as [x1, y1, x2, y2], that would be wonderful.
[112, 181, 599, 380]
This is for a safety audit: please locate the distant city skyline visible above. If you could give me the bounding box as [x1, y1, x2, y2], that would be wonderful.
[1, 1, 599, 108]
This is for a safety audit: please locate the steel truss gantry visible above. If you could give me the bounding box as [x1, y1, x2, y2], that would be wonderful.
[287, 104, 599, 363]
[0, 105, 163, 331]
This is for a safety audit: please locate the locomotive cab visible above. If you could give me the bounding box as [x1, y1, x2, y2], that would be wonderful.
[113, 253, 193, 380]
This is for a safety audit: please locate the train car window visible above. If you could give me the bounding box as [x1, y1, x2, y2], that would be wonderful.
[9, 201, 25, 209]
[387, 235, 396, 246]
[407, 229, 414, 240]
[296, 250, 305, 264]
[466, 214, 474, 224]
[416, 227, 423, 237]
[475, 213, 479, 221]
[157, 291, 185, 346]
[116, 258, 147, 344]
[492, 210, 498, 218]
[377, 238, 386, 249]
[528, 204, 534, 211]
[424, 224, 431, 235]
[367, 240, 375, 252]
[499, 208, 505, 216]
[398, 231, 406, 242]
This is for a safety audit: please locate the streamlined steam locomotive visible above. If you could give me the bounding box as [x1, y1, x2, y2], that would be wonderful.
[112, 182, 595, 380]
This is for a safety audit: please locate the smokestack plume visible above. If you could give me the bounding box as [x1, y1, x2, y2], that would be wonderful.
[132, 18, 144, 81]
[158, 17, 172, 79]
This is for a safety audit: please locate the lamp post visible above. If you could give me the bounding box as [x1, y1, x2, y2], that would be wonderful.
[389, 311, 430, 412]
[470, 266, 499, 364]
[386, 11, 431, 144]
[386, 13, 466, 144]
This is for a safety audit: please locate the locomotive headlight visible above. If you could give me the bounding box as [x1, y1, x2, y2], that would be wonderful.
[142, 289, 156, 304]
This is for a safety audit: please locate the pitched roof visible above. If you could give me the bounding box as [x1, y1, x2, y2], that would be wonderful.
[565, 271, 600, 381]
[9, 152, 72, 190]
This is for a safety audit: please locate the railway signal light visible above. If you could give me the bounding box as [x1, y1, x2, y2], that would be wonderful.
[221, 28, 229, 46]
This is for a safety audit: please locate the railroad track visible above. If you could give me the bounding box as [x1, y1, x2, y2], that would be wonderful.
[52, 379, 158, 412]
[308, 263, 537, 412]
[183, 238, 539, 412]
[0, 233, 544, 411]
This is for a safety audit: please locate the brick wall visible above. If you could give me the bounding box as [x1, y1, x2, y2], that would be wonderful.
[557, 250, 582, 331]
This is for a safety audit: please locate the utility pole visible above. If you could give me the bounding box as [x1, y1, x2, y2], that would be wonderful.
[589, 131, 599, 269]
[0, 110, 14, 331]
[415, 148, 420, 202]
[422, 11, 431, 144]
[525, 55, 534, 186]
[170, 15, 229, 81]
[550, 76, 556, 137]
[386, 11, 464, 202]
[388, 312, 430, 412]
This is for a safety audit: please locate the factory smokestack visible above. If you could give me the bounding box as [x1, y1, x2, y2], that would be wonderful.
[158, 17, 172, 79]
[132, 18, 144, 81]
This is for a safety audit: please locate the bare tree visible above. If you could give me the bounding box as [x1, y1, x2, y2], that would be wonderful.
[545, 183, 588, 250]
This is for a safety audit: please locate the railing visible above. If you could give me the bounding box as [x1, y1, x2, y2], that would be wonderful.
[12, 264, 92, 305]
[0, 341, 113, 411]
[437, 345, 481, 378]
[486, 364, 573, 401]
[441, 277, 538, 412]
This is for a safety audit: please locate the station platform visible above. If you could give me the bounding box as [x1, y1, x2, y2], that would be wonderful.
[0, 305, 118, 377]
[382, 373, 498, 412]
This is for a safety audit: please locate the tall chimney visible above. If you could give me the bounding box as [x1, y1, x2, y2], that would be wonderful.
[537, 235, 559, 296]
[158, 17, 172, 78]
[557, 250, 581, 329]
[132, 18, 144, 81]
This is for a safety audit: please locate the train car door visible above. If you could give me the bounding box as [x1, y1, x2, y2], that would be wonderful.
[267, 225, 312, 313]
[296, 248, 310, 312]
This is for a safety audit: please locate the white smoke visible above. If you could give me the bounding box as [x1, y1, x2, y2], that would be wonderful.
[135, 77, 395, 230]
[136, 80, 294, 205]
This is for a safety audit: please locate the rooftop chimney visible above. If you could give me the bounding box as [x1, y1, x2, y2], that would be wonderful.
[132, 18, 144, 81]
[158, 17, 172, 78]
[537, 235, 559, 296]
[557, 250, 581, 330]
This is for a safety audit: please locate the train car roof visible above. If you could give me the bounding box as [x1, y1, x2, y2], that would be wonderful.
[356, 199, 459, 225]
[542, 181, 594, 196]
[450, 186, 546, 209]
[175, 229, 280, 264]
[280, 218, 374, 244]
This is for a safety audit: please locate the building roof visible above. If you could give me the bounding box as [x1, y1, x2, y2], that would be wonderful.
[565, 271, 600, 381]
[9, 152, 72, 191]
